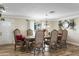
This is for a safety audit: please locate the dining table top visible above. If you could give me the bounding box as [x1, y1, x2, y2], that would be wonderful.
[26, 36, 35, 40]
[25, 35, 51, 40]
[25, 34, 62, 40]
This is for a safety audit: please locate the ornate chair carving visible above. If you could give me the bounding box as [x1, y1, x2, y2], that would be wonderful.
[58, 27, 63, 35]
[61, 29, 68, 48]
[33, 30, 44, 56]
[27, 29, 33, 36]
[49, 30, 58, 51]
[43, 29, 50, 49]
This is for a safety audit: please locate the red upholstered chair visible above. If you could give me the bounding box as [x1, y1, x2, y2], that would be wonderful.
[13, 29, 26, 51]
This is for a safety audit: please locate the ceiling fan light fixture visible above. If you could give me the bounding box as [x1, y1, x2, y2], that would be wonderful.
[1, 18, 5, 21]
[0, 5, 5, 13]
[0, 13, 2, 17]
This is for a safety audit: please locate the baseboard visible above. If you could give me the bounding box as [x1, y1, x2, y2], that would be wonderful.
[0, 44, 14, 46]
[67, 41, 79, 46]
[0, 41, 79, 47]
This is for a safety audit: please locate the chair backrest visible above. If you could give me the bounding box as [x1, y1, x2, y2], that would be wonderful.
[44, 29, 49, 36]
[27, 29, 33, 36]
[35, 30, 44, 44]
[51, 30, 58, 43]
[61, 29, 68, 41]
[58, 28, 63, 34]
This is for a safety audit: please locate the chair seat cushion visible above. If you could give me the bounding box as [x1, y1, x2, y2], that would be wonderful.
[16, 35, 25, 41]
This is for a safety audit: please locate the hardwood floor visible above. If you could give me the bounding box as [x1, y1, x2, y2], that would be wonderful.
[0, 44, 79, 56]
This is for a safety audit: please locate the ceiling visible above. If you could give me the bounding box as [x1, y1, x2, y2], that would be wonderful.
[2, 3, 79, 20]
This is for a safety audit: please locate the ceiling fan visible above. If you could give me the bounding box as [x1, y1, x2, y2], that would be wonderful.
[0, 4, 5, 21]
[0, 4, 5, 13]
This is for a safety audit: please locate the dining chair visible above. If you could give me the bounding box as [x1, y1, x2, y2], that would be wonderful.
[49, 30, 58, 51]
[33, 30, 44, 56]
[44, 29, 49, 36]
[26, 29, 34, 51]
[61, 29, 68, 48]
[13, 29, 26, 51]
[43, 29, 50, 48]
[58, 27, 63, 35]
[27, 29, 33, 36]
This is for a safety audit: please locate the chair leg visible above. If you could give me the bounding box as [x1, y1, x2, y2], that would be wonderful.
[49, 46, 52, 52]
[37, 49, 40, 55]
[34, 48, 36, 56]
[62, 42, 67, 48]
[14, 44, 16, 51]
[64, 42, 67, 48]
[54, 45, 57, 50]
[42, 47, 44, 56]
[49, 46, 53, 56]
[20, 44, 25, 52]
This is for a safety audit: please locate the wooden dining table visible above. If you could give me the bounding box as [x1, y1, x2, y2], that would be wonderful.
[26, 36, 51, 39]
[25, 35, 62, 52]
[25, 33, 62, 41]
[25, 35, 51, 52]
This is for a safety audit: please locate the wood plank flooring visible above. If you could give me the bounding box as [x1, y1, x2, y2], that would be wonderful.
[0, 44, 79, 56]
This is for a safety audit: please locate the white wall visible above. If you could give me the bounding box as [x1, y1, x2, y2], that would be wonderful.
[47, 18, 79, 46]
[0, 18, 57, 45]
[0, 18, 28, 45]
[67, 18, 79, 46]
[0, 19, 13, 45]
[1, 17, 79, 46]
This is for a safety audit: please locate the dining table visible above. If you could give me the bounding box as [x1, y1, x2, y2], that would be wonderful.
[25, 34, 62, 52]
[25, 34, 62, 42]
[25, 35, 51, 44]
[25, 35, 51, 52]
